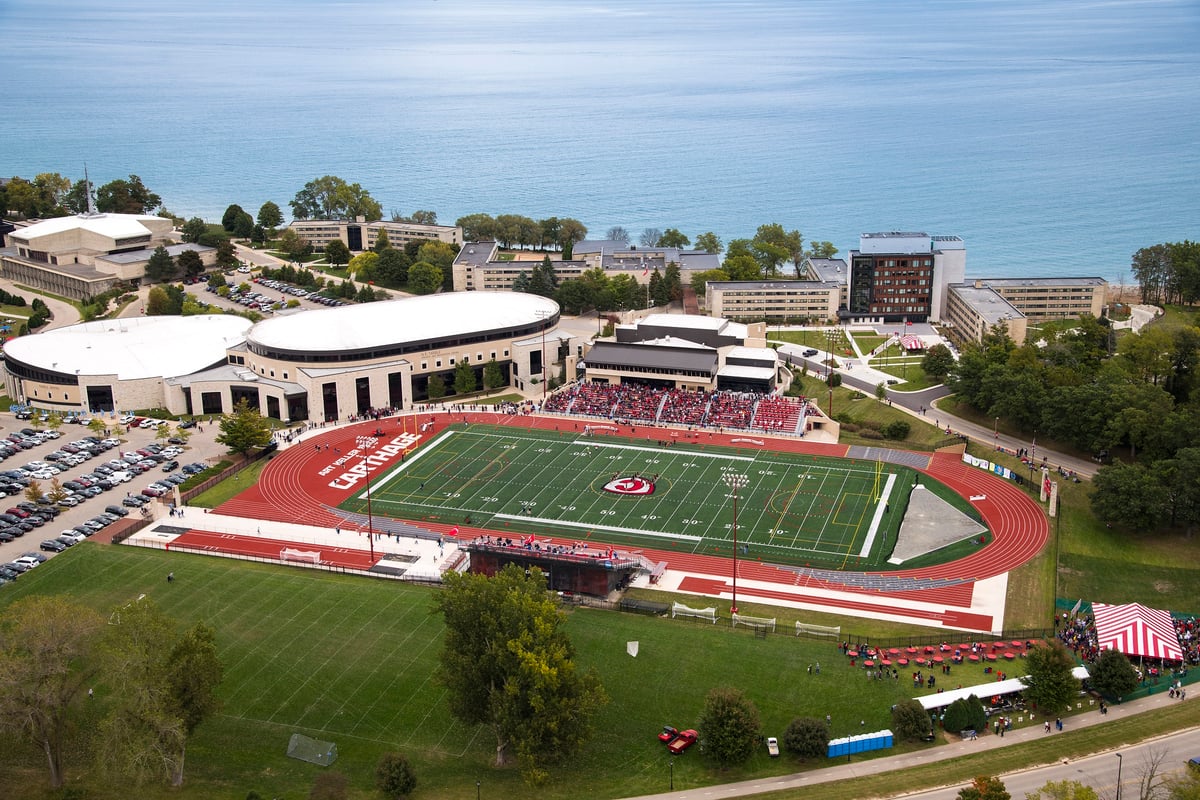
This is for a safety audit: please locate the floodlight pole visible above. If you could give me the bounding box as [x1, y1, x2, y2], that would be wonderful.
[356, 435, 379, 564]
[669, 758, 674, 790]
[1115, 753, 1122, 800]
[723, 473, 749, 615]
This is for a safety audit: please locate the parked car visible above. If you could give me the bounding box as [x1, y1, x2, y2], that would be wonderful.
[104, 505, 130, 517]
[40, 539, 67, 552]
[658, 725, 679, 743]
[766, 737, 779, 757]
[802, 348, 819, 357]
[162, 460, 180, 472]
[122, 495, 147, 507]
[666, 730, 699, 755]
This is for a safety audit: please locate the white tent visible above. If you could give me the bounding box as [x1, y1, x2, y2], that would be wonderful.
[914, 666, 1089, 711]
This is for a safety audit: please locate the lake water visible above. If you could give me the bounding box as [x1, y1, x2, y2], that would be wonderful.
[3, 0, 1198, 280]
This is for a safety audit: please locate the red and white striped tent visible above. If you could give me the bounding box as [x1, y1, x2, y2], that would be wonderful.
[900, 334, 925, 351]
[1092, 602, 1184, 661]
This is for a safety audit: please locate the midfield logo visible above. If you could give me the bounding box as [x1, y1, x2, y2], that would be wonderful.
[602, 476, 655, 496]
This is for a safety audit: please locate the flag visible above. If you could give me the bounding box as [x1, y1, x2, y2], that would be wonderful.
[642, 268, 649, 276]
[449, 526, 459, 536]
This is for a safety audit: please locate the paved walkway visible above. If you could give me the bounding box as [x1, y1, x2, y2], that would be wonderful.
[619, 690, 1195, 799]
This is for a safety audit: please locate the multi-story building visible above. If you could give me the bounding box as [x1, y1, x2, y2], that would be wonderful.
[944, 283, 1028, 347]
[0, 212, 213, 299]
[288, 218, 462, 253]
[704, 280, 841, 323]
[973, 277, 1107, 322]
[846, 232, 965, 323]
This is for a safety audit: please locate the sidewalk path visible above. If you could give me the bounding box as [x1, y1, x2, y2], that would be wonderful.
[619, 691, 1195, 799]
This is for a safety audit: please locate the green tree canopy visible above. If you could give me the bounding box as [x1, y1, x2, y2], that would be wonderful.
[658, 228, 690, 248]
[1087, 648, 1139, 700]
[96, 174, 161, 213]
[0, 595, 105, 789]
[698, 686, 761, 768]
[289, 175, 382, 221]
[1024, 780, 1099, 800]
[433, 565, 606, 782]
[1020, 642, 1080, 715]
[407, 261, 442, 295]
[453, 360, 477, 395]
[695, 231, 723, 253]
[942, 695, 987, 735]
[215, 398, 273, 457]
[483, 358, 506, 392]
[324, 239, 351, 268]
[144, 245, 177, 283]
[180, 217, 208, 243]
[257, 200, 283, 231]
[176, 249, 204, 279]
[375, 752, 417, 799]
[781, 716, 828, 760]
[221, 204, 246, 232]
[958, 775, 1011, 800]
[426, 373, 446, 401]
[456, 213, 497, 241]
[922, 343, 956, 381]
[891, 698, 932, 742]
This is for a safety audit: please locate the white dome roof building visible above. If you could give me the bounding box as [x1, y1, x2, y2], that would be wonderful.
[4, 293, 579, 422]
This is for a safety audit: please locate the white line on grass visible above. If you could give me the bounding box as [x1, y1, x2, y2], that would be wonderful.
[858, 472, 897, 557]
[492, 513, 702, 542]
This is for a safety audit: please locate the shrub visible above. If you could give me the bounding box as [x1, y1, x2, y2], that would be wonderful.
[891, 699, 932, 741]
[376, 752, 418, 799]
[859, 429, 884, 440]
[782, 716, 829, 760]
[942, 695, 987, 735]
[882, 420, 911, 439]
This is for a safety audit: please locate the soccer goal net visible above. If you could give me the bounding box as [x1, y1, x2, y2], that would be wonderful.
[671, 602, 717, 623]
[280, 548, 321, 565]
[795, 621, 841, 639]
[732, 613, 776, 633]
[286, 733, 338, 766]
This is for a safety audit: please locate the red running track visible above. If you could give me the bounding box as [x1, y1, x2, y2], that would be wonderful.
[207, 412, 1048, 628]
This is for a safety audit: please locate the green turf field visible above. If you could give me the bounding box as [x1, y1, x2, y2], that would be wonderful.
[339, 424, 917, 570]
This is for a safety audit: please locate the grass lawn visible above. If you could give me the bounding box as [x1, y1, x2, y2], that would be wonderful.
[848, 332, 888, 354]
[791, 375, 952, 452]
[188, 459, 265, 508]
[772, 329, 847, 351]
[340, 423, 932, 571]
[0, 545, 1085, 800]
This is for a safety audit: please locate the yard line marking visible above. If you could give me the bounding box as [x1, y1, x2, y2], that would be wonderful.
[859, 472, 896, 556]
[577, 440, 756, 461]
[492, 513, 702, 542]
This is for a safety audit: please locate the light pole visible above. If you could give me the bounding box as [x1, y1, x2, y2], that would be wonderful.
[994, 416, 999, 444]
[669, 758, 674, 791]
[722, 472, 749, 614]
[1115, 753, 1122, 800]
[355, 435, 378, 564]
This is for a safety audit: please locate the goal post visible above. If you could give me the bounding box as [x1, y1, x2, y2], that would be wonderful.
[280, 548, 321, 565]
[671, 602, 717, 623]
[795, 621, 841, 639]
[731, 613, 776, 633]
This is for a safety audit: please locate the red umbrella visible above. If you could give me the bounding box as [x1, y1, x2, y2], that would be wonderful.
[968, 654, 980, 661]
[1004, 652, 1016, 659]
[863, 659, 875, 667]
[897, 658, 909, 666]
[881, 659, 892, 666]
[932, 655, 944, 663]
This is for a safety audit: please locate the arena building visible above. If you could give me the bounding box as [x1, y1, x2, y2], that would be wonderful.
[3, 293, 581, 422]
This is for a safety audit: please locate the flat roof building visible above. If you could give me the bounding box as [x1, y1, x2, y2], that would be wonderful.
[847, 232, 965, 324]
[705, 280, 841, 323]
[972, 276, 1107, 322]
[288, 218, 462, 253]
[944, 283, 1027, 347]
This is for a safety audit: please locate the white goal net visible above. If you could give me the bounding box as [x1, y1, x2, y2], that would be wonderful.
[795, 621, 841, 639]
[731, 613, 776, 632]
[280, 548, 321, 565]
[671, 602, 717, 623]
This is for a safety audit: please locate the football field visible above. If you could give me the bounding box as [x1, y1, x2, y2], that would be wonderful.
[339, 424, 916, 569]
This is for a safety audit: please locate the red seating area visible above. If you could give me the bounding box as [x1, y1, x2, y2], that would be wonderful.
[658, 388, 710, 426]
[611, 384, 664, 421]
[704, 390, 756, 429]
[753, 396, 806, 433]
[542, 387, 576, 414]
[569, 383, 621, 418]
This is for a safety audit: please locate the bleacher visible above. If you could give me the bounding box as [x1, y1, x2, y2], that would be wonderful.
[611, 384, 665, 421]
[570, 383, 621, 418]
[705, 390, 756, 429]
[657, 388, 710, 426]
[752, 396, 807, 433]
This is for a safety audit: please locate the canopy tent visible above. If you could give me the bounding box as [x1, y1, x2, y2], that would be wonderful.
[914, 666, 1090, 711]
[900, 334, 925, 351]
[1092, 602, 1184, 661]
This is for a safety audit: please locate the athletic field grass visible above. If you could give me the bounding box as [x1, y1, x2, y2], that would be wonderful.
[0, 544, 1037, 800]
[337, 424, 941, 570]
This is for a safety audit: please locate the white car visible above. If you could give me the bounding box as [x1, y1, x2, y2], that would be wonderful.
[138, 419, 160, 429]
[119, 414, 135, 424]
[109, 471, 132, 483]
[13, 555, 40, 569]
[162, 446, 183, 457]
[43, 430, 61, 439]
[59, 529, 87, 544]
[102, 438, 121, 447]
[32, 468, 59, 479]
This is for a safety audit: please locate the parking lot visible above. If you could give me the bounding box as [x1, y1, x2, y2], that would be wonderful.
[0, 413, 233, 576]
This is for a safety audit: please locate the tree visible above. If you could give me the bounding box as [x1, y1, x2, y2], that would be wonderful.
[640, 227, 663, 247]
[215, 398, 273, 458]
[290, 175, 382, 221]
[410, 209, 437, 225]
[1164, 765, 1200, 800]
[373, 228, 391, 253]
[176, 249, 204, 279]
[46, 478, 70, 503]
[658, 228, 690, 248]
[324, 239, 351, 269]
[215, 238, 239, 269]
[0, 596, 105, 789]
[695, 231, 723, 253]
[453, 361, 477, 396]
[875, 382, 889, 402]
[922, 343, 956, 382]
[1087, 648, 1139, 700]
[347, 250, 379, 279]
[256, 201, 283, 232]
[483, 358, 506, 392]
[407, 261, 442, 295]
[690, 268, 730, 296]
[958, 775, 1011, 800]
[24, 479, 43, 504]
[1089, 462, 1168, 531]
[276, 227, 309, 261]
[1024, 780, 1099, 800]
[426, 373, 446, 401]
[891, 698, 932, 741]
[144, 245, 177, 282]
[180, 217, 208, 243]
[375, 752, 417, 799]
[456, 213, 497, 241]
[606, 226, 630, 244]
[1020, 642, 1079, 715]
[781, 716, 828, 760]
[89, 417, 110, 437]
[163, 623, 222, 786]
[557, 218, 587, 257]
[96, 174, 162, 214]
[433, 564, 606, 782]
[233, 211, 254, 239]
[808, 241, 838, 258]
[942, 695, 987, 735]
[221, 204, 247, 232]
[146, 286, 172, 316]
[698, 686, 760, 768]
[649, 269, 668, 306]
